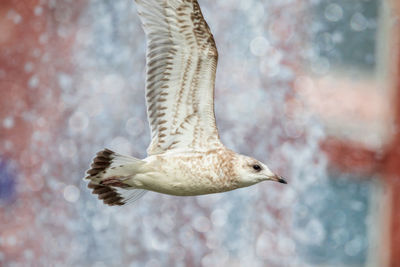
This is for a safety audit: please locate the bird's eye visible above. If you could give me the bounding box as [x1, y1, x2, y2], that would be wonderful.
[252, 164, 262, 171]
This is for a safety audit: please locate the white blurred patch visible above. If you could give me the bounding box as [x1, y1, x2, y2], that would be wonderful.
[248, 2, 265, 26]
[101, 74, 125, 95]
[69, 111, 89, 133]
[259, 48, 282, 77]
[92, 214, 110, 231]
[23, 249, 34, 261]
[39, 33, 48, 44]
[350, 12, 368, 32]
[85, 98, 103, 117]
[4, 140, 13, 151]
[34, 6, 43, 16]
[256, 231, 275, 259]
[28, 75, 39, 88]
[63, 185, 80, 203]
[295, 218, 326, 245]
[192, 215, 211, 233]
[58, 73, 73, 91]
[324, 4, 343, 22]
[345, 235, 364, 256]
[211, 208, 227, 227]
[3, 116, 14, 129]
[250, 36, 270, 57]
[7, 10, 22, 24]
[58, 139, 78, 159]
[24, 62, 34, 73]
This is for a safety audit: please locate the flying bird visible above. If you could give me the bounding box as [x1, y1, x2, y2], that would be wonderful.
[85, 0, 287, 206]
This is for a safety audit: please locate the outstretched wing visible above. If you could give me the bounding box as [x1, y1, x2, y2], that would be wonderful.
[135, 0, 222, 155]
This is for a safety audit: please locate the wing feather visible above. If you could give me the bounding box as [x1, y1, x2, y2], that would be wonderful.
[135, 0, 222, 155]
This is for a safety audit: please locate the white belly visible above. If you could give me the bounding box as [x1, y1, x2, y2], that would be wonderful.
[127, 151, 239, 196]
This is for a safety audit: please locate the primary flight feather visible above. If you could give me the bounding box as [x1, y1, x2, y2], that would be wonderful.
[85, 0, 286, 206]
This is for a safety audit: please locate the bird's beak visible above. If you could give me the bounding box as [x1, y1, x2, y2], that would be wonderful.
[270, 174, 287, 184]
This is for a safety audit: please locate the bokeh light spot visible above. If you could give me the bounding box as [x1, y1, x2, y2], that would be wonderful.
[63, 185, 80, 203]
[324, 4, 343, 22]
[250, 36, 270, 57]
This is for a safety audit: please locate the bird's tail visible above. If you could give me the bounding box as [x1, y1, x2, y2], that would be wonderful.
[84, 149, 147, 206]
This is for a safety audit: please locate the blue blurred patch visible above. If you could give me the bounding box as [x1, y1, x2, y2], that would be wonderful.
[0, 158, 16, 201]
[295, 172, 375, 266]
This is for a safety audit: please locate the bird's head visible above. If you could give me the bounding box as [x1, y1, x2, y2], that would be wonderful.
[235, 154, 287, 187]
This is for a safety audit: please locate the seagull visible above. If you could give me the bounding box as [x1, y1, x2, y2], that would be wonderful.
[85, 0, 287, 206]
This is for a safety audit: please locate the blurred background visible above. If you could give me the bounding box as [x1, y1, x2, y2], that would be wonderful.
[0, 0, 399, 266]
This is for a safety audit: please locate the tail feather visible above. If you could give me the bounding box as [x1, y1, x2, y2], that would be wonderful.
[86, 149, 113, 177]
[88, 181, 125, 206]
[85, 148, 147, 206]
